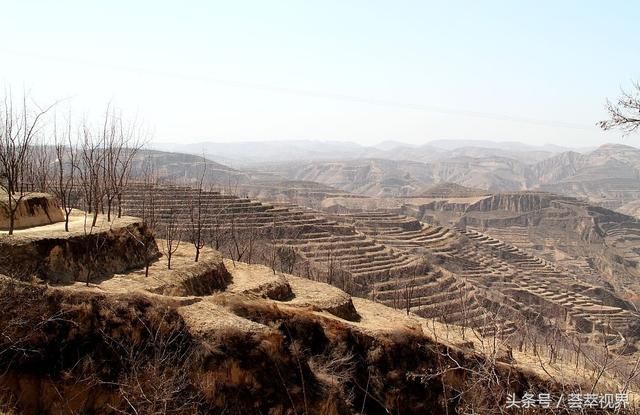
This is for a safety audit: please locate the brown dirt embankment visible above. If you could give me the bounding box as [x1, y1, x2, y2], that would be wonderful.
[0, 193, 64, 230]
[0, 212, 158, 283]
[0, 274, 575, 415]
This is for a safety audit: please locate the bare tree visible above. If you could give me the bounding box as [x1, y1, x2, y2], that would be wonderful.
[100, 106, 118, 221]
[27, 137, 51, 193]
[139, 157, 159, 277]
[77, 122, 105, 228]
[278, 245, 298, 275]
[101, 106, 145, 221]
[188, 162, 207, 262]
[267, 219, 280, 274]
[227, 214, 256, 264]
[51, 114, 78, 231]
[264, 219, 299, 275]
[227, 215, 243, 263]
[162, 209, 182, 270]
[81, 209, 108, 286]
[75, 106, 144, 227]
[243, 226, 258, 264]
[326, 246, 337, 285]
[600, 81, 640, 133]
[0, 92, 55, 234]
[403, 274, 418, 317]
[209, 210, 229, 252]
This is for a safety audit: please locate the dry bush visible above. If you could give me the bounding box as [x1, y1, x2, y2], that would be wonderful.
[0, 280, 207, 414]
[227, 299, 570, 414]
[103, 310, 204, 415]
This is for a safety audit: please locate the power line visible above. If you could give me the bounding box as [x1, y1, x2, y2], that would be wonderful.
[0, 48, 596, 131]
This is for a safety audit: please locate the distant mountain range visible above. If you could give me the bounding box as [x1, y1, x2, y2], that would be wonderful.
[146, 140, 640, 217]
[534, 144, 640, 215]
[151, 139, 597, 166]
[247, 143, 640, 216]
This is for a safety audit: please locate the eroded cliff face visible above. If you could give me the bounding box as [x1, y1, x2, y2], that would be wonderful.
[466, 192, 560, 213]
[407, 199, 482, 226]
[409, 193, 582, 229]
[0, 219, 158, 283]
[0, 194, 64, 230]
[0, 277, 569, 415]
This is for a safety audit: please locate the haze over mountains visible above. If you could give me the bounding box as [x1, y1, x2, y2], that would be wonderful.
[148, 139, 640, 217]
[152, 139, 596, 166]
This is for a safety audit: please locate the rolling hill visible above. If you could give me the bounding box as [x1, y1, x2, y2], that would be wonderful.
[247, 143, 640, 216]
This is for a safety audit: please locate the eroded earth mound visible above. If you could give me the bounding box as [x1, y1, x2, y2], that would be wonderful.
[0, 193, 64, 230]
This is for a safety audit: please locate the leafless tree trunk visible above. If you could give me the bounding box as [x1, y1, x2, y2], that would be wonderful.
[81, 209, 108, 286]
[228, 214, 248, 263]
[268, 219, 280, 274]
[403, 274, 417, 316]
[279, 245, 298, 274]
[51, 114, 79, 231]
[162, 210, 182, 270]
[102, 106, 146, 221]
[0, 91, 55, 235]
[140, 157, 159, 277]
[326, 246, 337, 285]
[28, 138, 51, 193]
[245, 227, 258, 264]
[77, 123, 105, 228]
[189, 161, 207, 262]
[209, 211, 229, 252]
[100, 106, 118, 222]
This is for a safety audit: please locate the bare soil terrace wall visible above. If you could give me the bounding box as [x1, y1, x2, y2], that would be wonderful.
[0, 194, 64, 230]
[0, 220, 159, 283]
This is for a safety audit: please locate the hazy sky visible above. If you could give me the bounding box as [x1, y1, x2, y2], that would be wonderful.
[1, 1, 639, 147]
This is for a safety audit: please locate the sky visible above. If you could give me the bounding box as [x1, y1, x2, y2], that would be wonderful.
[1, 0, 639, 148]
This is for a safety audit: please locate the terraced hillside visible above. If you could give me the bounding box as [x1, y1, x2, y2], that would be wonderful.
[121, 185, 517, 337]
[332, 189, 640, 305]
[451, 193, 640, 302]
[232, 178, 640, 320]
[120, 184, 640, 351]
[237, 178, 368, 210]
[120, 184, 424, 295]
[459, 229, 639, 345]
[329, 210, 640, 349]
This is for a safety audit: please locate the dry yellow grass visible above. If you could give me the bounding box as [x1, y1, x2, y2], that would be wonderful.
[0, 209, 138, 238]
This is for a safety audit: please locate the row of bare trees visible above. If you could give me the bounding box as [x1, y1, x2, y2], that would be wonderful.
[136, 160, 287, 271]
[0, 91, 145, 235]
[53, 106, 145, 228]
[0, 93, 55, 234]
